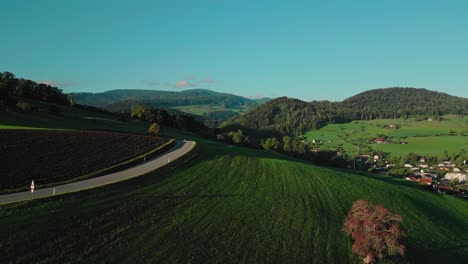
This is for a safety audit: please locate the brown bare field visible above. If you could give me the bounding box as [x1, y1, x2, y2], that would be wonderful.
[0, 130, 169, 190]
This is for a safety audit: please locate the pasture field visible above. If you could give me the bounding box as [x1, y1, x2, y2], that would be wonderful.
[305, 115, 468, 157]
[1, 134, 468, 263]
[0, 130, 170, 191]
[170, 104, 248, 116]
[0, 100, 148, 134]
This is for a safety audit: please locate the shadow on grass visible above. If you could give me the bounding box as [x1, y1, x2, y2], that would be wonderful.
[402, 193, 468, 263]
[152, 194, 243, 200]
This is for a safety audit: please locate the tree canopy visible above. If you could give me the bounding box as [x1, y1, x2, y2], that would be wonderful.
[224, 88, 468, 136]
[0, 71, 68, 105]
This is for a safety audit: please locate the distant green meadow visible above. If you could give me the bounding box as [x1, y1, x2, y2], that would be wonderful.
[305, 115, 468, 158]
[170, 104, 249, 116]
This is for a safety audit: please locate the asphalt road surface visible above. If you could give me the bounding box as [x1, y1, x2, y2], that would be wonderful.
[0, 140, 196, 204]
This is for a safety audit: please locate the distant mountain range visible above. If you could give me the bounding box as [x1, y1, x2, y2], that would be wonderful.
[70, 89, 270, 111]
[223, 87, 468, 136]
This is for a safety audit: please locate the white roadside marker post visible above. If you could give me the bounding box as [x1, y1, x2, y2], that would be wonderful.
[30, 180, 35, 200]
[53, 188, 56, 196]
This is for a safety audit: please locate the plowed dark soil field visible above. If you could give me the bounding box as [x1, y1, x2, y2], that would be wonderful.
[0, 130, 169, 190]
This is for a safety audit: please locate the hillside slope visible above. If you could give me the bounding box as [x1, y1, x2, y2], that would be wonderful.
[342, 87, 468, 118]
[225, 88, 468, 135]
[1, 137, 467, 263]
[71, 89, 261, 110]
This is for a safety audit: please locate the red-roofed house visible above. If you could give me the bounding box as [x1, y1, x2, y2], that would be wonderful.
[418, 178, 432, 185]
[374, 137, 385, 144]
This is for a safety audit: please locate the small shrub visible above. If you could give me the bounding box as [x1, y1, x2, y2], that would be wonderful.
[16, 101, 32, 112]
[343, 200, 406, 263]
[148, 123, 160, 136]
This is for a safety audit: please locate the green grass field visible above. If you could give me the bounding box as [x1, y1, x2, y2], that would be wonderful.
[0, 100, 149, 134]
[305, 115, 468, 158]
[170, 104, 249, 116]
[2, 105, 468, 263]
[1, 134, 468, 263]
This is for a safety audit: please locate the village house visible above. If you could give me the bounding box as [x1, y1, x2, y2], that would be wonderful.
[405, 176, 418, 182]
[419, 156, 427, 163]
[404, 164, 413, 168]
[418, 178, 433, 185]
[374, 137, 385, 144]
[444, 173, 467, 181]
[373, 155, 380, 161]
[389, 124, 395, 128]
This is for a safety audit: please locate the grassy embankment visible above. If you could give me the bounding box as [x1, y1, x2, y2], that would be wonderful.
[0, 100, 148, 133]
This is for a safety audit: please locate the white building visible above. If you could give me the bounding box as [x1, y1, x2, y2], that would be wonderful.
[444, 173, 467, 181]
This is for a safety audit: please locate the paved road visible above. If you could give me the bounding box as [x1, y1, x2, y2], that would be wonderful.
[0, 140, 196, 204]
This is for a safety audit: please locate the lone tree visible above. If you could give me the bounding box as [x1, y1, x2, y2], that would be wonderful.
[148, 122, 160, 136]
[343, 200, 406, 264]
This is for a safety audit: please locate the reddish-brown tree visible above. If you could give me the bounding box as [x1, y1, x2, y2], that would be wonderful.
[343, 200, 406, 263]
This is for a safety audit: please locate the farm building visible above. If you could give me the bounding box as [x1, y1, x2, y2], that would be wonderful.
[418, 178, 433, 185]
[405, 176, 418, 182]
[374, 137, 385, 144]
[444, 173, 467, 181]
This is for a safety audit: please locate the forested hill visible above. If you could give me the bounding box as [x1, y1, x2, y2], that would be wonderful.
[223, 87, 468, 136]
[222, 97, 346, 136]
[342, 87, 468, 119]
[71, 89, 261, 110]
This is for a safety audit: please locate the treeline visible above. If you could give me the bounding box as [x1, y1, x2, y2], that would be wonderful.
[222, 97, 352, 136]
[130, 105, 204, 132]
[341, 87, 468, 119]
[0, 71, 68, 106]
[224, 88, 468, 136]
[218, 129, 352, 168]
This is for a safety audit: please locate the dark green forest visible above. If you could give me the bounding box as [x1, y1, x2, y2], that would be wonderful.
[341, 87, 468, 119]
[225, 88, 468, 136]
[0, 71, 68, 106]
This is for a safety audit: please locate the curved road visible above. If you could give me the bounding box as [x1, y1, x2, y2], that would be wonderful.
[0, 140, 196, 205]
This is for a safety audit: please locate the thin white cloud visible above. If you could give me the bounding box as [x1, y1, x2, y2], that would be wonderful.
[175, 80, 190, 88]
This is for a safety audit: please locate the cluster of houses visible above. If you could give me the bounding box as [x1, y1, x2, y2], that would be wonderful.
[370, 154, 467, 198]
[402, 159, 467, 197]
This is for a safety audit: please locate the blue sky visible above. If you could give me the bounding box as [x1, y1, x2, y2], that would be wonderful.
[1, 0, 467, 101]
